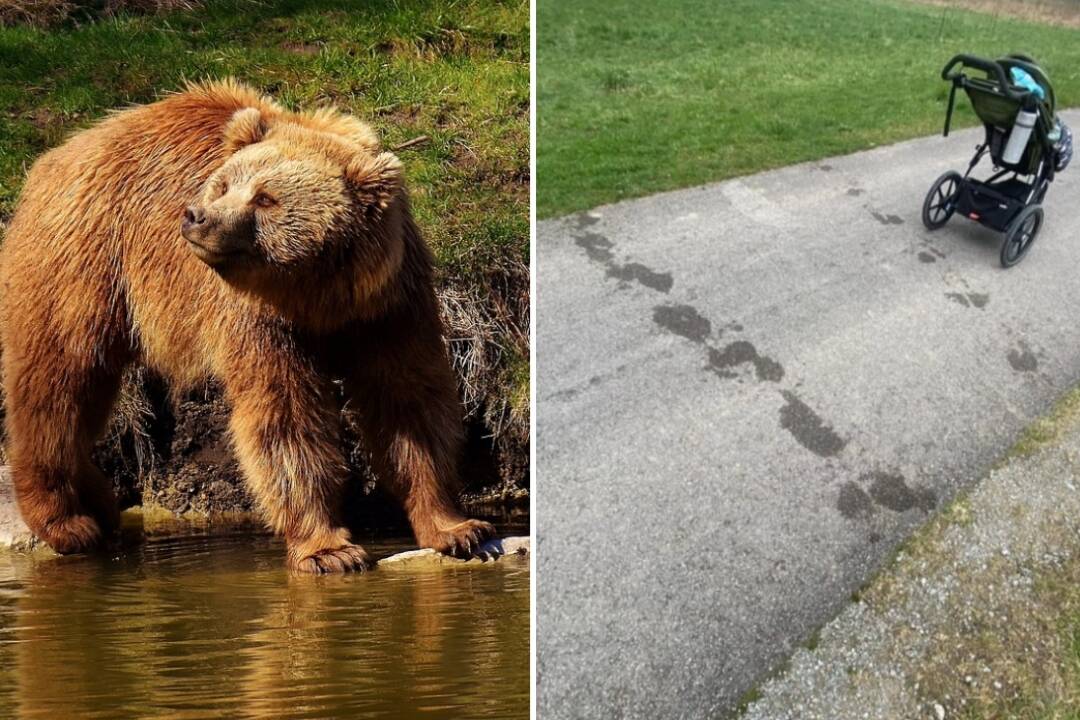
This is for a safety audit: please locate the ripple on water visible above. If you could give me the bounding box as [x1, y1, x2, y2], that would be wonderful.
[0, 531, 530, 718]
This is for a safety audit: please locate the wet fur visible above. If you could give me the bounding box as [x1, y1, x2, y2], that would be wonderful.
[0, 80, 492, 571]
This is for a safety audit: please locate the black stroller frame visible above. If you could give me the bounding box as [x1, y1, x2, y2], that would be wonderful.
[922, 54, 1059, 267]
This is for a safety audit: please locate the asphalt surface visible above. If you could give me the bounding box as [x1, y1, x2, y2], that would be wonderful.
[536, 111, 1080, 719]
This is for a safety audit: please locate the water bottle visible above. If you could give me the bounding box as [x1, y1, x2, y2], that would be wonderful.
[1002, 109, 1037, 165]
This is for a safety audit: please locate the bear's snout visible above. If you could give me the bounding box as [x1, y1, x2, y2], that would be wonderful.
[183, 205, 206, 228]
[181, 203, 255, 267]
[180, 205, 210, 244]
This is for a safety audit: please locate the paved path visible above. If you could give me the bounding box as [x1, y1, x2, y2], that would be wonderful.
[537, 112, 1080, 718]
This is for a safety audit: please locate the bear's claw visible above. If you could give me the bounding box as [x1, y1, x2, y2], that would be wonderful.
[429, 519, 496, 559]
[293, 543, 374, 574]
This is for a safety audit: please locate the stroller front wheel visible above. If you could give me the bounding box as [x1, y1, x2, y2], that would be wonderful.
[922, 171, 963, 230]
[1000, 205, 1043, 268]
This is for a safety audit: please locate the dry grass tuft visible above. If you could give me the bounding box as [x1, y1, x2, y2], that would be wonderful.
[105, 367, 157, 475]
[0, 0, 201, 27]
[910, 0, 1080, 30]
[101, 0, 199, 14]
[0, 0, 74, 27]
[440, 287, 498, 418]
[438, 259, 530, 446]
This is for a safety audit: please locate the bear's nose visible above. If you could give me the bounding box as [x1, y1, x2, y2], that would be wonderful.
[183, 206, 206, 227]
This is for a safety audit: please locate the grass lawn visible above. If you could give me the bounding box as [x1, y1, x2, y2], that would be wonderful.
[537, 0, 1080, 218]
[0, 0, 529, 461]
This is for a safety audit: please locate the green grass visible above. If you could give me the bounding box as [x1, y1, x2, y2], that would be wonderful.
[0, 0, 529, 444]
[999, 384, 1080, 464]
[537, 0, 1080, 218]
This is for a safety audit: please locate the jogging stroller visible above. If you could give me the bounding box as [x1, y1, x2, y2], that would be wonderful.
[922, 53, 1073, 267]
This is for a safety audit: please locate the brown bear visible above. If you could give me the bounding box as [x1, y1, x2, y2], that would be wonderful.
[0, 80, 494, 572]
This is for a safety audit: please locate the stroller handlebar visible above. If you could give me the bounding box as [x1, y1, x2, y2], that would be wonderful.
[941, 54, 1031, 103]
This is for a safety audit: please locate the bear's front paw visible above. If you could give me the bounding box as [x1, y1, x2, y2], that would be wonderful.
[290, 543, 374, 574]
[425, 519, 496, 559]
[40, 514, 103, 554]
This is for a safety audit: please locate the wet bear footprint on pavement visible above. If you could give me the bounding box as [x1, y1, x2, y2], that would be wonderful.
[569, 213, 851, 463]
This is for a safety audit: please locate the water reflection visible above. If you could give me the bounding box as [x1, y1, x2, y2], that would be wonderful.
[0, 531, 530, 719]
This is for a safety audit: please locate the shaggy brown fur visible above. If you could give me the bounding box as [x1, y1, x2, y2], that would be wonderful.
[0, 80, 493, 572]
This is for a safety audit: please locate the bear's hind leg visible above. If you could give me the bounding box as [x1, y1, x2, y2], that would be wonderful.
[5, 357, 125, 554]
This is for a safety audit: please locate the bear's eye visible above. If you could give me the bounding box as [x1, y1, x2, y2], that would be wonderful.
[253, 193, 277, 208]
[218, 181, 229, 197]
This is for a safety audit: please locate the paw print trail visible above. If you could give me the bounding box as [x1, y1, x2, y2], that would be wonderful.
[572, 213, 673, 293]
[568, 212, 849, 464]
[566, 212, 939, 523]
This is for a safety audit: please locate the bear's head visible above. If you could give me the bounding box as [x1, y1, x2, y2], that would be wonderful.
[182, 105, 406, 320]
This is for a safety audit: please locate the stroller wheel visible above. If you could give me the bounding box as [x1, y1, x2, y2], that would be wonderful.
[922, 171, 962, 230]
[1000, 205, 1043, 268]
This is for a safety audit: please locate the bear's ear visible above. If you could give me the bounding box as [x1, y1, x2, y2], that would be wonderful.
[223, 107, 268, 153]
[303, 108, 381, 152]
[344, 151, 403, 211]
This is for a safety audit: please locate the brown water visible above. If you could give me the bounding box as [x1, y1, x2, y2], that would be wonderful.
[0, 527, 530, 719]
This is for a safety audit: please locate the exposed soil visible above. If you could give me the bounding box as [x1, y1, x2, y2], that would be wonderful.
[92, 367, 528, 531]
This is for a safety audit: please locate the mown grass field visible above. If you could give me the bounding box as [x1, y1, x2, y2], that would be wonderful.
[537, 0, 1080, 218]
[0, 0, 530, 473]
